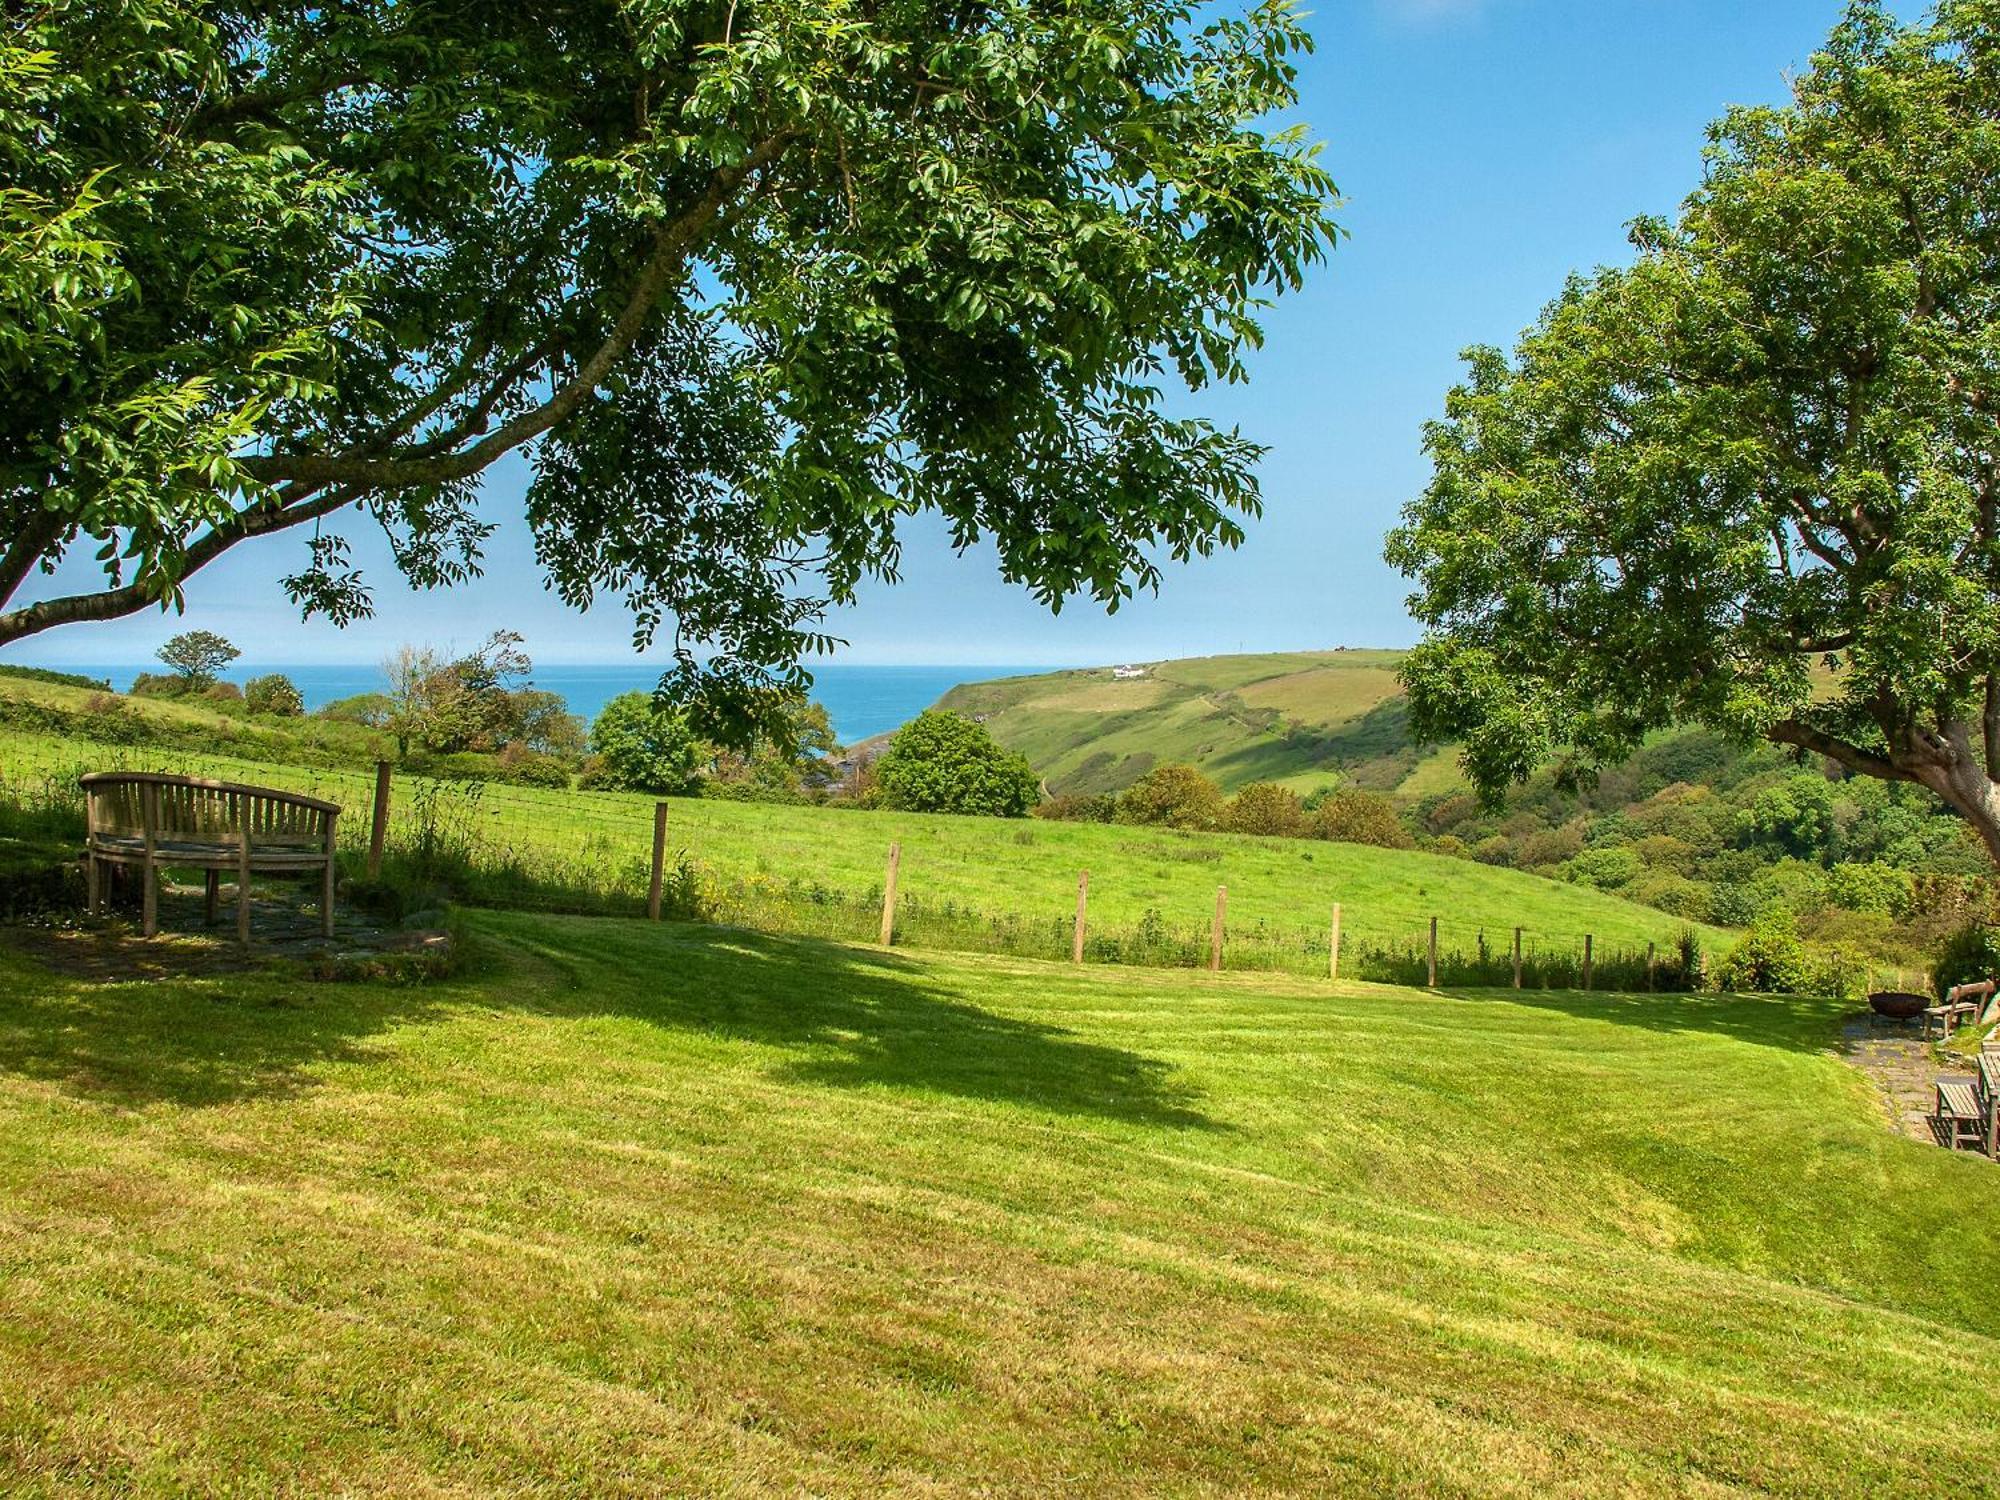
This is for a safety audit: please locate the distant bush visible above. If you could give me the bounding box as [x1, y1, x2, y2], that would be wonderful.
[0, 664, 109, 691]
[1224, 782, 1305, 838]
[244, 673, 305, 717]
[1117, 764, 1224, 831]
[1823, 861, 1911, 918]
[874, 710, 1040, 817]
[1563, 846, 1641, 891]
[495, 747, 572, 789]
[1626, 872, 1711, 923]
[202, 680, 243, 702]
[1035, 792, 1118, 823]
[318, 691, 394, 727]
[1310, 787, 1410, 849]
[128, 672, 187, 698]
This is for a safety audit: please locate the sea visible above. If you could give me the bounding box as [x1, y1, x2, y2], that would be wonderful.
[60, 662, 1050, 746]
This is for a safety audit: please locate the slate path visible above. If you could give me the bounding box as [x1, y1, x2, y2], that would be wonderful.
[1842, 1012, 1969, 1149]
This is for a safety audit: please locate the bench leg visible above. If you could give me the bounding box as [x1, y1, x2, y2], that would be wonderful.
[321, 862, 335, 939]
[141, 853, 157, 938]
[204, 871, 220, 926]
[86, 854, 100, 916]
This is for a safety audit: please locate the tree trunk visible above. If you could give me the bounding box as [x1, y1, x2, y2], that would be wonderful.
[1910, 751, 2000, 872]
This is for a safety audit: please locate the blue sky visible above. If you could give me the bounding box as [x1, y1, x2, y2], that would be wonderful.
[10, 0, 1897, 670]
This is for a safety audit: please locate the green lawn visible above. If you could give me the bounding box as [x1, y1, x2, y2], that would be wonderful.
[0, 725, 1716, 962]
[0, 912, 1993, 1493]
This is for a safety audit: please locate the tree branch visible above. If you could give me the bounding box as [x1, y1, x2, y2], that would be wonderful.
[0, 485, 359, 645]
[1768, 717, 1914, 783]
[241, 135, 795, 493]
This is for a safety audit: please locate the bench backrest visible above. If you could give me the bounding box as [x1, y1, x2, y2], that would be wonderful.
[82, 773, 338, 849]
[1947, 978, 1998, 1004]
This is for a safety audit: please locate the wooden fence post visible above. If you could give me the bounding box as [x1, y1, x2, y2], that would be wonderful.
[1583, 934, 1594, 991]
[1328, 901, 1342, 982]
[1073, 870, 1088, 964]
[366, 759, 392, 880]
[1427, 916, 1438, 989]
[1209, 885, 1227, 972]
[647, 802, 669, 921]
[879, 842, 902, 946]
[1512, 926, 1523, 989]
[1646, 941, 1656, 993]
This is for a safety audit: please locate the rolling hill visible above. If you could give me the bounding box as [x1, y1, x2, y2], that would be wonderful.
[936, 650, 1455, 798]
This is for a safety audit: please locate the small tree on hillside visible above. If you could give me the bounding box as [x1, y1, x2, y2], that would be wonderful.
[1311, 788, 1411, 849]
[244, 673, 305, 717]
[1224, 782, 1305, 837]
[589, 692, 700, 795]
[1387, 4, 2000, 872]
[155, 630, 238, 691]
[1117, 764, 1224, 830]
[873, 711, 1040, 817]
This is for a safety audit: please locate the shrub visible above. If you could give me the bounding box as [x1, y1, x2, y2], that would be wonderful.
[1519, 823, 1584, 868]
[1117, 763, 1224, 830]
[1035, 792, 1118, 823]
[1715, 912, 1812, 993]
[1224, 782, 1305, 838]
[318, 691, 394, 727]
[1627, 872, 1712, 923]
[497, 748, 573, 788]
[128, 672, 187, 698]
[1310, 787, 1410, 849]
[202, 681, 244, 702]
[1563, 846, 1641, 891]
[1930, 920, 2000, 1001]
[874, 710, 1040, 816]
[244, 673, 305, 717]
[587, 692, 700, 794]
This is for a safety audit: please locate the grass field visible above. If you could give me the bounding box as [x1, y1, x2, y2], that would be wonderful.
[0, 726, 1720, 973]
[0, 911, 1994, 1493]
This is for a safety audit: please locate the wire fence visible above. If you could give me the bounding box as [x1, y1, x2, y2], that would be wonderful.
[0, 738, 1699, 991]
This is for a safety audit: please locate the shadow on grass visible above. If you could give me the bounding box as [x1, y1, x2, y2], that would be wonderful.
[0, 913, 1217, 1130]
[1434, 983, 1849, 1055]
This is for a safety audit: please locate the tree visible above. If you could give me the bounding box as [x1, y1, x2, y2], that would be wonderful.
[702, 695, 839, 799]
[588, 692, 700, 794]
[1386, 2, 2000, 870]
[873, 710, 1040, 816]
[155, 630, 239, 690]
[381, 631, 530, 757]
[0, 1, 1338, 744]
[1117, 764, 1224, 830]
[244, 673, 305, 717]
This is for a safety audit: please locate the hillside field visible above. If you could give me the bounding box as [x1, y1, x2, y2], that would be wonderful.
[937, 650, 1452, 798]
[0, 912, 1994, 1494]
[0, 722, 1719, 967]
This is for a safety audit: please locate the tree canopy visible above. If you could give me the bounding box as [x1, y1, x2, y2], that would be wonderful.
[155, 629, 240, 689]
[0, 0, 1336, 741]
[1386, 0, 2000, 866]
[873, 710, 1039, 816]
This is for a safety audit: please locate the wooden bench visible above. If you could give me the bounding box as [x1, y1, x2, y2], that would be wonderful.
[82, 772, 340, 941]
[1935, 1078, 1985, 1152]
[1924, 979, 1996, 1040]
